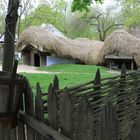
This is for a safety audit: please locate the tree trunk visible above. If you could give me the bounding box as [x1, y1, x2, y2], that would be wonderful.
[2, 0, 19, 72]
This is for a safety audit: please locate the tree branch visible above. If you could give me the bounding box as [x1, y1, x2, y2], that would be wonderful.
[105, 23, 124, 33]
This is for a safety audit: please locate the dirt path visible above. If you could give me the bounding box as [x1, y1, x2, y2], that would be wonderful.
[0, 64, 120, 74]
[0, 64, 51, 74]
[17, 65, 49, 73]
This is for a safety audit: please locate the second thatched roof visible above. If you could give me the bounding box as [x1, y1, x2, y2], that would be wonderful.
[101, 29, 140, 66]
[17, 26, 104, 65]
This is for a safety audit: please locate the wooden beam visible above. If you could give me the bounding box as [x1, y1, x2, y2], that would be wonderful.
[131, 60, 134, 71]
[105, 55, 133, 60]
[18, 110, 71, 140]
[109, 60, 112, 70]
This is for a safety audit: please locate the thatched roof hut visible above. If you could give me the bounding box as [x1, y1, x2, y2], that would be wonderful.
[101, 29, 140, 66]
[16, 26, 104, 65]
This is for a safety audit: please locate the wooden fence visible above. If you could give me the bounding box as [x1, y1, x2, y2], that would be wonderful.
[1, 65, 140, 140]
[42, 65, 140, 140]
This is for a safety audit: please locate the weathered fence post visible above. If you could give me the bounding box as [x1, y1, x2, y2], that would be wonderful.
[53, 75, 59, 90]
[43, 75, 59, 125]
[24, 80, 35, 140]
[130, 115, 140, 140]
[48, 83, 58, 130]
[76, 95, 94, 140]
[135, 71, 140, 114]
[127, 71, 138, 128]
[59, 88, 72, 138]
[93, 68, 101, 139]
[17, 91, 25, 140]
[117, 64, 131, 139]
[35, 83, 44, 121]
[0, 60, 26, 140]
[35, 82, 44, 140]
[100, 101, 118, 140]
[129, 71, 140, 139]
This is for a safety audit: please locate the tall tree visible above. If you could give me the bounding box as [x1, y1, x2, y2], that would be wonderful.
[2, 0, 20, 72]
[17, 0, 34, 38]
[70, 5, 122, 41]
[21, 1, 71, 35]
[120, 0, 140, 30]
[0, 0, 34, 34]
[88, 7, 122, 41]
[0, 0, 8, 33]
[68, 12, 96, 38]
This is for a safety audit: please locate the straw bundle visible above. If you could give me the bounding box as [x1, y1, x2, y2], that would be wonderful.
[17, 26, 104, 65]
[101, 30, 140, 66]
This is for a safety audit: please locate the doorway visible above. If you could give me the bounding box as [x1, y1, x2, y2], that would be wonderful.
[34, 54, 40, 67]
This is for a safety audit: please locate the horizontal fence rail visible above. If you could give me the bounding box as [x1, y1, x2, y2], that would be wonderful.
[18, 110, 71, 140]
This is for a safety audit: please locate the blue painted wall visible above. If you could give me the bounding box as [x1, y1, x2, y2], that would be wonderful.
[46, 56, 76, 66]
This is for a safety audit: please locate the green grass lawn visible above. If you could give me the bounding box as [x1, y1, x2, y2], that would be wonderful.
[22, 64, 119, 93]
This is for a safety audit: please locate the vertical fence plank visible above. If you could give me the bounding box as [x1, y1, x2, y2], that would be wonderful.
[3, 128, 10, 140]
[35, 83, 44, 121]
[53, 75, 59, 90]
[24, 80, 35, 140]
[93, 68, 101, 105]
[130, 116, 140, 140]
[118, 64, 130, 140]
[93, 69, 101, 140]
[10, 128, 17, 140]
[17, 90, 25, 140]
[35, 82, 44, 140]
[48, 84, 58, 130]
[0, 85, 9, 140]
[87, 107, 94, 140]
[94, 69, 101, 91]
[100, 101, 118, 140]
[0, 126, 4, 139]
[135, 72, 140, 115]
[0, 126, 4, 140]
[59, 88, 72, 138]
[121, 63, 126, 76]
[76, 95, 94, 140]
[127, 72, 137, 130]
[10, 78, 26, 140]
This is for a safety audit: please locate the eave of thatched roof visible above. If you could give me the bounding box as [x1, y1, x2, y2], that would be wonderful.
[105, 54, 133, 60]
[16, 26, 104, 65]
[101, 29, 140, 66]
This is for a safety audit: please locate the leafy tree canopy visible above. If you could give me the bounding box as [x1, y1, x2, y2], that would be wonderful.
[121, 0, 140, 29]
[72, 0, 103, 12]
[20, 4, 64, 32]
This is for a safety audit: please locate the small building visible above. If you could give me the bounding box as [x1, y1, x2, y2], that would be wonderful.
[21, 46, 77, 67]
[101, 30, 140, 70]
[105, 54, 135, 70]
[16, 24, 104, 67]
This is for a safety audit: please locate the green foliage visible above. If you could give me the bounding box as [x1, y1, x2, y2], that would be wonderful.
[20, 3, 65, 33]
[121, 0, 140, 29]
[68, 24, 97, 39]
[72, 0, 103, 12]
[0, 15, 5, 33]
[0, 1, 7, 33]
[67, 11, 97, 39]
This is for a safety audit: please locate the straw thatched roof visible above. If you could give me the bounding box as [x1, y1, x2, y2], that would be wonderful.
[16, 26, 104, 65]
[101, 29, 140, 66]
